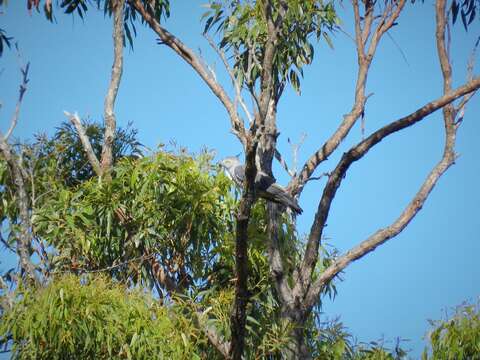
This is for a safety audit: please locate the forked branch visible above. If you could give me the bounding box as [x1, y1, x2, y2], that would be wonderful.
[302, 0, 478, 307]
[288, 0, 406, 196]
[297, 76, 480, 297]
[205, 34, 253, 128]
[64, 0, 125, 179]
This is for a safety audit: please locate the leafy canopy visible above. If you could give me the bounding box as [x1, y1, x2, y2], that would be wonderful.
[203, 0, 338, 95]
[423, 302, 480, 360]
[1, 275, 202, 360]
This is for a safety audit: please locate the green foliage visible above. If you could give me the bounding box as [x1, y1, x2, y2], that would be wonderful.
[450, 0, 479, 30]
[0, 123, 350, 357]
[41, 120, 142, 186]
[22, 0, 171, 48]
[34, 151, 234, 289]
[190, 202, 299, 358]
[203, 0, 338, 95]
[305, 317, 408, 360]
[0, 275, 202, 359]
[0, 120, 406, 359]
[0, 27, 12, 57]
[352, 341, 407, 360]
[423, 302, 480, 360]
[0, 121, 141, 255]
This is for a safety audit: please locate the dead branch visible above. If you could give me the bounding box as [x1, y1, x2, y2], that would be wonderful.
[5, 63, 29, 141]
[0, 64, 37, 282]
[197, 311, 232, 359]
[288, 133, 307, 175]
[305, 147, 456, 307]
[296, 75, 480, 298]
[64, 111, 102, 176]
[205, 34, 254, 126]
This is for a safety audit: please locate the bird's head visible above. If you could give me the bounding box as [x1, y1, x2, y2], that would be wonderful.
[219, 156, 241, 170]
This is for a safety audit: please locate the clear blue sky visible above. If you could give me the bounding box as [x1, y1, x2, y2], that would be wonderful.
[1, 1, 479, 357]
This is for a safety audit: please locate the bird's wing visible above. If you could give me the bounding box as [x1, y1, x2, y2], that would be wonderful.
[255, 171, 276, 191]
[263, 183, 303, 214]
[233, 164, 246, 185]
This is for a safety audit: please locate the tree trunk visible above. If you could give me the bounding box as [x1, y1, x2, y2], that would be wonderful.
[281, 306, 312, 360]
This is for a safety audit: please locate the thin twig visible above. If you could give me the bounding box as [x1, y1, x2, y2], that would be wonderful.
[274, 149, 294, 177]
[205, 34, 253, 125]
[288, 132, 307, 175]
[305, 172, 330, 184]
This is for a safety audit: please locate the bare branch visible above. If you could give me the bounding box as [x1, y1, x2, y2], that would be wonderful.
[288, 0, 406, 196]
[436, 0, 453, 93]
[129, 0, 247, 145]
[303, 0, 470, 306]
[454, 90, 476, 127]
[361, 0, 375, 47]
[258, 0, 281, 123]
[288, 133, 307, 175]
[305, 145, 456, 307]
[453, 15, 478, 127]
[64, 111, 102, 176]
[353, 0, 365, 57]
[305, 172, 330, 184]
[296, 76, 480, 297]
[0, 63, 38, 282]
[101, 0, 126, 176]
[5, 62, 29, 141]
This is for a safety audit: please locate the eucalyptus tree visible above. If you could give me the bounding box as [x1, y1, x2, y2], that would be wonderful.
[0, 0, 479, 359]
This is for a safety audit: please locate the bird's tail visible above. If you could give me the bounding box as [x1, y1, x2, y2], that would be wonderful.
[267, 184, 303, 214]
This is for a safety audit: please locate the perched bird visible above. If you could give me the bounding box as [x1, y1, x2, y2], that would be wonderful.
[220, 156, 303, 214]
